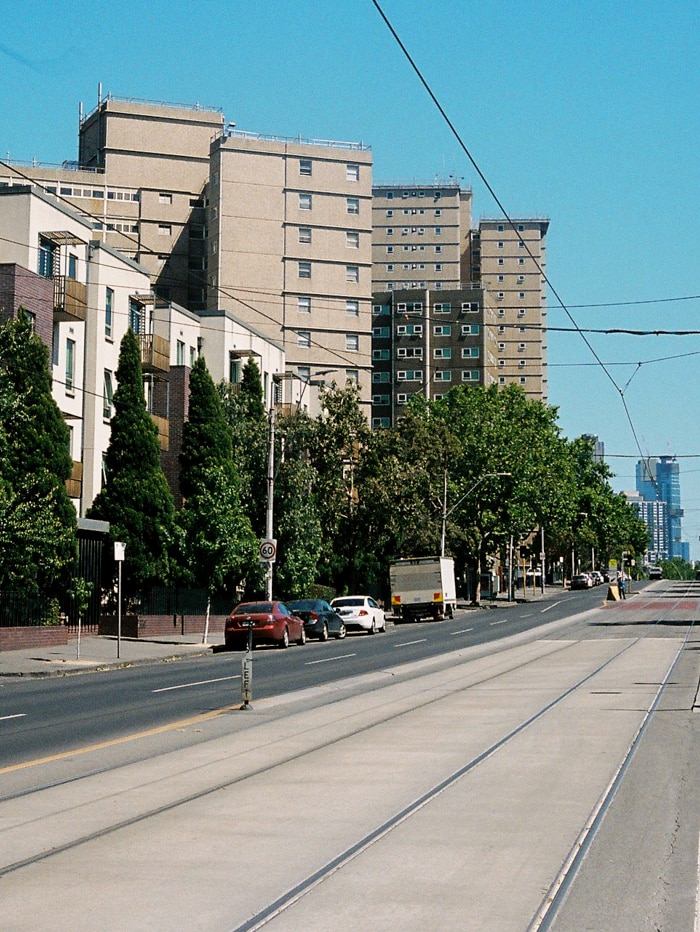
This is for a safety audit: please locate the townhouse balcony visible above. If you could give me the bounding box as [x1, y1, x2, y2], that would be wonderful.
[139, 334, 170, 373]
[151, 414, 169, 451]
[54, 276, 87, 323]
[65, 460, 83, 499]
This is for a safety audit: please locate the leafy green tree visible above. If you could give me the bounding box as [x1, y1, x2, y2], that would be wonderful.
[175, 357, 259, 636]
[0, 309, 77, 607]
[309, 381, 372, 593]
[273, 409, 322, 599]
[219, 358, 268, 537]
[87, 328, 174, 601]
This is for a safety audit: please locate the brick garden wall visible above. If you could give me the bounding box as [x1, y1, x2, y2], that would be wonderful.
[0, 626, 69, 652]
[99, 614, 226, 638]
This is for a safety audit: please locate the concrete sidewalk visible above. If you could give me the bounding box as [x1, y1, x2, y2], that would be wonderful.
[0, 632, 217, 677]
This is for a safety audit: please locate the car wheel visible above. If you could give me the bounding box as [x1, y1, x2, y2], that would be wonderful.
[320, 623, 329, 642]
[368, 619, 376, 635]
[336, 623, 346, 640]
[380, 617, 386, 632]
[297, 626, 306, 646]
[279, 628, 289, 649]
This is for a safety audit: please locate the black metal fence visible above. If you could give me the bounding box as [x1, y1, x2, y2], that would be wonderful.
[0, 592, 57, 628]
[136, 587, 233, 617]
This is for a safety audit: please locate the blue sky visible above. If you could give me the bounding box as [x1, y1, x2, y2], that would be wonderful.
[2, 0, 699, 556]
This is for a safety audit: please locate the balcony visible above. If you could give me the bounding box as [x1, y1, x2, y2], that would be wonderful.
[54, 277, 87, 323]
[65, 461, 83, 499]
[139, 334, 170, 373]
[151, 414, 169, 451]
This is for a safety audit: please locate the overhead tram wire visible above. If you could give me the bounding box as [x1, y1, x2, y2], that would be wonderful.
[370, 0, 659, 475]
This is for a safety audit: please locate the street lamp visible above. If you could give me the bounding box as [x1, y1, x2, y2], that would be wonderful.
[440, 471, 511, 558]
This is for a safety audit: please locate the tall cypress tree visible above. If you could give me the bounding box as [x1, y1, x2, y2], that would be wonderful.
[0, 309, 78, 603]
[87, 328, 174, 599]
[176, 357, 258, 634]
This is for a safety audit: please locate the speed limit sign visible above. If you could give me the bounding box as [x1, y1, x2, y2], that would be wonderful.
[259, 538, 277, 562]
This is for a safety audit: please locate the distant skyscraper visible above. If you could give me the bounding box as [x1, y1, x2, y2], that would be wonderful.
[635, 455, 686, 561]
[582, 434, 604, 462]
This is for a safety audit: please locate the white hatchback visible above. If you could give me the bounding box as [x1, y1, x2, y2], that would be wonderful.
[330, 595, 386, 634]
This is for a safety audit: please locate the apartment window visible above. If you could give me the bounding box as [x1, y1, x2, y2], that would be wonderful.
[518, 257, 525, 266]
[498, 258, 505, 266]
[434, 371, 452, 382]
[434, 303, 451, 314]
[372, 371, 390, 383]
[498, 360, 506, 368]
[397, 370, 423, 381]
[346, 163, 360, 181]
[190, 346, 197, 367]
[518, 308, 526, 317]
[434, 348, 452, 359]
[519, 292, 526, 299]
[298, 261, 311, 279]
[373, 349, 390, 360]
[346, 197, 359, 214]
[462, 370, 480, 382]
[435, 227, 442, 235]
[228, 352, 240, 384]
[462, 347, 480, 358]
[386, 245, 394, 254]
[346, 265, 359, 283]
[435, 208, 442, 217]
[299, 159, 312, 176]
[518, 276, 525, 284]
[158, 224, 172, 236]
[176, 340, 185, 366]
[299, 193, 312, 210]
[498, 325, 506, 335]
[387, 228, 394, 235]
[38, 237, 55, 277]
[435, 245, 442, 254]
[346, 231, 360, 249]
[386, 264, 394, 272]
[105, 287, 114, 339]
[346, 299, 359, 316]
[297, 330, 311, 348]
[103, 370, 114, 419]
[498, 275, 504, 283]
[519, 241, 525, 248]
[297, 366, 311, 382]
[518, 342, 527, 351]
[298, 226, 312, 244]
[65, 338, 75, 393]
[433, 325, 451, 336]
[519, 359, 526, 368]
[345, 334, 359, 352]
[461, 324, 480, 335]
[373, 303, 391, 315]
[372, 394, 390, 405]
[498, 241, 504, 249]
[499, 376, 507, 385]
[345, 369, 359, 383]
[519, 376, 527, 385]
[518, 224, 525, 231]
[372, 417, 390, 429]
[497, 224, 504, 232]
[159, 192, 172, 204]
[498, 342, 506, 351]
[297, 296, 311, 313]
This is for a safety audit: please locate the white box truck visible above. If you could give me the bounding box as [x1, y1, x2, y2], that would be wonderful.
[390, 556, 457, 623]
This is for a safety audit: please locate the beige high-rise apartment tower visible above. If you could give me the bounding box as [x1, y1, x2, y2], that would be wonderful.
[209, 130, 373, 407]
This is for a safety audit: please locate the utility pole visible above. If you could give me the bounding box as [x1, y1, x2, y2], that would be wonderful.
[265, 405, 275, 600]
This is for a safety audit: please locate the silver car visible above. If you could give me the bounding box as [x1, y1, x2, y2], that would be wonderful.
[330, 595, 386, 634]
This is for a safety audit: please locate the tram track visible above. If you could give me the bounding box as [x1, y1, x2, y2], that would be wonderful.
[0, 593, 697, 930]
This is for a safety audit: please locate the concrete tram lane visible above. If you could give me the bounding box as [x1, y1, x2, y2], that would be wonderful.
[1, 591, 696, 932]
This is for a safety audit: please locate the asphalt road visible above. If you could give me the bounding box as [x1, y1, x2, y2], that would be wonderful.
[0, 586, 606, 774]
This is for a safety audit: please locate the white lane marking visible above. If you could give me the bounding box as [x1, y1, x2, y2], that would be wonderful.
[395, 639, 427, 647]
[490, 619, 507, 626]
[152, 674, 241, 693]
[541, 600, 564, 613]
[305, 653, 356, 666]
[0, 713, 26, 722]
[451, 628, 474, 636]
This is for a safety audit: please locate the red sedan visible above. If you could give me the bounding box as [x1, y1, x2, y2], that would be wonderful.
[225, 601, 306, 650]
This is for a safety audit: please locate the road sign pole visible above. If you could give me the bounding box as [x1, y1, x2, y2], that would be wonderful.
[241, 620, 253, 710]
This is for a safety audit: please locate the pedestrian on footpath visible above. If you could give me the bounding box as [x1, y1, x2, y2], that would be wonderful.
[618, 573, 626, 599]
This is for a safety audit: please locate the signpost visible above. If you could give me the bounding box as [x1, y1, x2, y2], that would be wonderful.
[114, 542, 126, 658]
[241, 617, 254, 710]
[259, 538, 277, 563]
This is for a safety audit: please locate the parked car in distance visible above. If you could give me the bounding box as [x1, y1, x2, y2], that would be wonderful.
[225, 601, 306, 650]
[330, 595, 386, 634]
[571, 574, 592, 590]
[589, 571, 603, 586]
[286, 599, 346, 641]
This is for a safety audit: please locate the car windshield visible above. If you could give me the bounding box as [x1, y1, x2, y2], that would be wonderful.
[288, 600, 317, 610]
[333, 598, 364, 607]
[234, 603, 273, 615]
